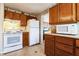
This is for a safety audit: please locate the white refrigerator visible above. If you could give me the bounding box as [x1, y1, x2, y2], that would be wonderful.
[29, 20, 39, 46]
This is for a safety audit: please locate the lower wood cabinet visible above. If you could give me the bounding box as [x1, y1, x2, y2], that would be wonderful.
[75, 40, 79, 56]
[76, 40, 79, 47]
[55, 42, 73, 54]
[44, 34, 55, 56]
[55, 48, 73, 56]
[44, 34, 79, 56]
[55, 36, 74, 46]
[23, 32, 29, 47]
[75, 48, 79, 56]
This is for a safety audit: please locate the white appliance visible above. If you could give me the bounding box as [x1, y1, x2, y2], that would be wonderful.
[56, 23, 78, 34]
[29, 20, 39, 46]
[3, 32, 23, 53]
[3, 19, 22, 53]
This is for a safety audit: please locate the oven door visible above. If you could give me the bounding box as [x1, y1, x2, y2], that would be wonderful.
[4, 33, 22, 48]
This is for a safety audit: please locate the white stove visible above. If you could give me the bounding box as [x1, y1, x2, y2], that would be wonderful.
[3, 31, 23, 53]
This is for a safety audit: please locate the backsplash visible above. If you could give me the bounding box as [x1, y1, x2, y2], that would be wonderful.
[20, 26, 27, 32]
[51, 23, 79, 34]
[3, 19, 21, 32]
[51, 25, 56, 33]
[77, 22, 79, 34]
[43, 23, 56, 33]
[43, 23, 79, 34]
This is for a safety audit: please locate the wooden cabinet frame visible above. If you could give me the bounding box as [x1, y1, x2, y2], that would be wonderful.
[45, 34, 79, 56]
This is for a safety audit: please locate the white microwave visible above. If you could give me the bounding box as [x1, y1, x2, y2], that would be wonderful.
[56, 23, 78, 34]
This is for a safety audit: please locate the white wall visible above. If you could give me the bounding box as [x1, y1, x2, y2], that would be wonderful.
[37, 9, 49, 44]
[0, 3, 4, 54]
[42, 13, 49, 23]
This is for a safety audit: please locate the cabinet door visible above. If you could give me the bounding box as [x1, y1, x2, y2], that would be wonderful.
[20, 14, 27, 26]
[77, 4, 79, 21]
[30, 16, 37, 19]
[55, 42, 73, 54]
[55, 48, 73, 56]
[59, 3, 76, 23]
[76, 40, 79, 47]
[55, 36, 74, 46]
[13, 12, 20, 20]
[5, 10, 13, 19]
[49, 5, 58, 24]
[75, 48, 79, 56]
[28, 16, 37, 20]
[44, 35, 54, 56]
[23, 32, 29, 47]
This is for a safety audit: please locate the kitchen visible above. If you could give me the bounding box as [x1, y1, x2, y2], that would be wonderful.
[0, 3, 79, 56]
[0, 3, 54, 56]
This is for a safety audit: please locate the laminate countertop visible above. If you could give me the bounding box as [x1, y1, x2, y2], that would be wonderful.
[44, 32, 79, 39]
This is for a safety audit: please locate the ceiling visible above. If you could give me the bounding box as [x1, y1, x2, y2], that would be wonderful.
[4, 3, 56, 15]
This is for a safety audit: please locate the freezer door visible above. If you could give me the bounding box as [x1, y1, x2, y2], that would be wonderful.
[29, 21, 39, 28]
[29, 28, 39, 46]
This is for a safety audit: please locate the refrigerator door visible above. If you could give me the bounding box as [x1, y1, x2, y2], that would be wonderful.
[29, 28, 39, 46]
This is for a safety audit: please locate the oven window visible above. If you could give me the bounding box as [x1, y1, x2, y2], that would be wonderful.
[7, 37, 20, 44]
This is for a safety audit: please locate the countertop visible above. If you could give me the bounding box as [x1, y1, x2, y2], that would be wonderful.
[44, 32, 79, 39]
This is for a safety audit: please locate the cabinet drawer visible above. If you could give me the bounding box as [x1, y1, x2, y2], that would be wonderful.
[55, 36, 74, 46]
[75, 48, 79, 56]
[44, 35, 54, 40]
[55, 48, 73, 56]
[76, 40, 79, 47]
[55, 42, 73, 54]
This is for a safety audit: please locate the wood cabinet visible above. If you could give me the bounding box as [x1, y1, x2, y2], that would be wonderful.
[5, 10, 14, 19]
[59, 3, 76, 24]
[13, 12, 21, 20]
[76, 40, 79, 47]
[5, 10, 20, 20]
[5, 10, 28, 26]
[75, 39, 79, 55]
[44, 34, 78, 56]
[20, 14, 27, 26]
[49, 3, 76, 24]
[55, 42, 73, 54]
[55, 36, 74, 46]
[23, 32, 29, 47]
[4, 10, 36, 26]
[55, 36, 75, 56]
[77, 4, 79, 21]
[44, 34, 55, 56]
[49, 5, 58, 24]
[28, 15, 37, 20]
[55, 48, 72, 56]
[75, 48, 79, 56]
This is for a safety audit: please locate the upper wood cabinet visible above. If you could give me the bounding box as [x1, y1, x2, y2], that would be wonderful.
[77, 4, 79, 21]
[13, 12, 21, 20]
[31, 16, 37, 20]
[59, 3, 76, 24]
[5, 10, 20, 20]
[5, 10, 14, 19]
[28, 16, 37, 20]
[20, 14, 27, 26]
[49, 3, 76, 24]
[49, 5, 58, 24]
